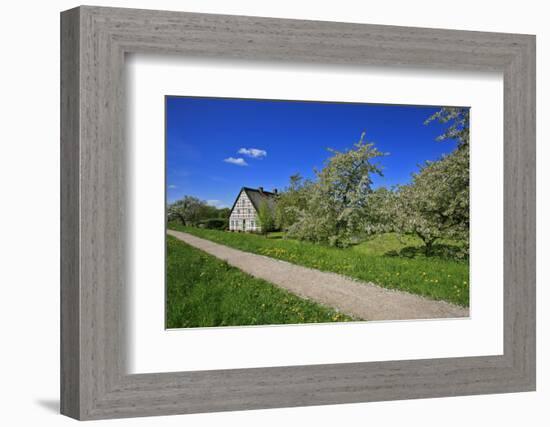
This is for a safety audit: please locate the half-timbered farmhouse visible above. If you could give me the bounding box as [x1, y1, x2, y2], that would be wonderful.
[228, 187, 277, 232]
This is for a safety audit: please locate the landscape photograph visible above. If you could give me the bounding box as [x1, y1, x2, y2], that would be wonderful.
[165, 96, 470, 328]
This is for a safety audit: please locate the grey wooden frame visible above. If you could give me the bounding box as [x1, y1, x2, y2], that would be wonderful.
[60, 5, 536, 420]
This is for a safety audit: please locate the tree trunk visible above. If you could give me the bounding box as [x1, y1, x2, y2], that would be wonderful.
[175, 213, 186, 225]
[418, 233, 436, 256]
[424, 240, 434, 256]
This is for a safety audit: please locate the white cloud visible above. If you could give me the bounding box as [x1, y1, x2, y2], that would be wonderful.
[224, 157, 248, 166]
[238, 148, 267, 159]
[207, 200, 228, 209]
[167, 184, 177, 189]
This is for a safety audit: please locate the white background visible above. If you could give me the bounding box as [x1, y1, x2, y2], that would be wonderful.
[128, 57, 503, 373]
[0, 1, 547, 426]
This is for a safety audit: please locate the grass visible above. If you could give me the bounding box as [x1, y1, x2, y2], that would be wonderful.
[166, 235, 354, 328]
[352, 233, 468, 262]
[168, 223, 470, 307]
[266, 231, 286, 239]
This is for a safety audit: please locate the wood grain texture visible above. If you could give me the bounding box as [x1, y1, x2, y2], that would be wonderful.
[60, 7, 80, 419]
[60, 5, 536, 420]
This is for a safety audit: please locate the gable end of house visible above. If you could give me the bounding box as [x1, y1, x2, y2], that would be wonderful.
[228, 187, 277, 232]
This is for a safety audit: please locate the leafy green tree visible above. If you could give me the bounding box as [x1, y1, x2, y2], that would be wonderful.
[168, 196, 227, 226]
[216, 207, 231, 219]
[424, 107, 470, 149]
[360, 187, 399, 236]
[393, 107, 470, 255]
[274, 174, 313, 231]
[168, 196, 204, 225]
[287, 132, 386, 247]
[257, 200, 275, 235]
[394, 148, 469, 255]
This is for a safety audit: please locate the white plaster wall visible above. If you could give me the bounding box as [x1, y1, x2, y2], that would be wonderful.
[229, 191, 260, 232]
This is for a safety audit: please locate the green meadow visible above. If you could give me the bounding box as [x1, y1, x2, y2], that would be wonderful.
[166, 235, 354, 328]
[168, 223, 469, 307]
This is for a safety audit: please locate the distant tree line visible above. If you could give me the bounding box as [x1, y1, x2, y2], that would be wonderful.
[167, 196, 230, 230]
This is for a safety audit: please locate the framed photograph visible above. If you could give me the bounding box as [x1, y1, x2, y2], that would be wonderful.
[61, 6, 535, 420]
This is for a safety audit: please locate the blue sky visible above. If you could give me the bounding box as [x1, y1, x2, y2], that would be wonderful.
[166, 96, 459, 208]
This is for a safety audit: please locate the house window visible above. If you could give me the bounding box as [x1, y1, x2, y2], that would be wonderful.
[251, 220, 255, 228]
[248, 209, 251, 214]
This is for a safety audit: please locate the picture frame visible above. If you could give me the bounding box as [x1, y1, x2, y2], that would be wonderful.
[60, 5, 536, 420]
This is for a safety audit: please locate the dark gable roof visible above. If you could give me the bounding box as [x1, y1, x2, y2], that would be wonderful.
[230, 187, 277, 214]
[244, 187, 277, 212]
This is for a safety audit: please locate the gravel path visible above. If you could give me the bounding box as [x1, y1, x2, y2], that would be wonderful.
[168, 230, 469, 321]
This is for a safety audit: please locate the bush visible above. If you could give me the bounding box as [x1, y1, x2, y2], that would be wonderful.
[198, 218, 227, 230]
[257, 201, 275, 235]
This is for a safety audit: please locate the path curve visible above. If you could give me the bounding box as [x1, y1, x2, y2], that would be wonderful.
[168, 230, 469, 321]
